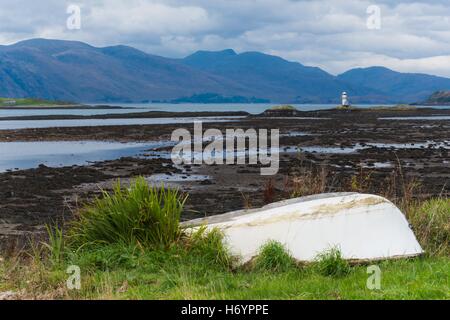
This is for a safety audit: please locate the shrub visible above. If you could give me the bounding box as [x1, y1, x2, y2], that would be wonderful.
[254, 241, 296, 272]
[183, 226, 232, 269]
[314, 247, 350, 277]
[68, 177, 187, 249]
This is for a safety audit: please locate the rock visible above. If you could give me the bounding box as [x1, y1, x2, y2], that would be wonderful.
[4, 191, 14, 198]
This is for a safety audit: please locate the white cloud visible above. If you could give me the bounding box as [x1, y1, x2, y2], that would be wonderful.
[87, 1, 212, 35]
[0, 0, 449, 77]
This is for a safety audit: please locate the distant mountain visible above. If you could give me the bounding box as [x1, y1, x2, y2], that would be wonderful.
[420, 91, 450, 105]
[337, 67, 450, 103]
[1, 38, 450, 103]
[183, 50, 366, 103]
[0, 39, 248, 103]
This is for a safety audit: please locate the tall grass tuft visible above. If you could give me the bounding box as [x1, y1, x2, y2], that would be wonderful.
[407, 198, 450, 256]
[254, 241, 296, 272]
[183, 226, 232, 269]
[263, 179, 275, 204]
[288, 163, 328, 198]
[42, 224, 65, 267]
[314, 247, 351, 277]
[68, 177, 187, 249]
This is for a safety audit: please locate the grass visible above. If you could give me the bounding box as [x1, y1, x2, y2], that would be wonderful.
[0, 176, 448, 300]
[253, 241, 296, 273]
[406, 198, 450, 256]
[0, 97, 72, 107]
[1, 245, 448, 299]
[313, 247, 351, 277]
[288, 165, 328, 198]
[263, 179, 275, 204]
[42, 224, 65, 267]
[68, 177, 187, 249]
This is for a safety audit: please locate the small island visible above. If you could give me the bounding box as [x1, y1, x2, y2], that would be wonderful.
[0, 97, 127, 110]
[0, 97, 82, 109]
[170, 93, 270, 104]
[0, 97, 74, 107]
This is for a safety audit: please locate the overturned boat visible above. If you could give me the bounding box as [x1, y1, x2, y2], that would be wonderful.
[183, 193, 423, 262]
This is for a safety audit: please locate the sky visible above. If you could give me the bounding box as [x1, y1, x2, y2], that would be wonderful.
[1, 0, 450, 77]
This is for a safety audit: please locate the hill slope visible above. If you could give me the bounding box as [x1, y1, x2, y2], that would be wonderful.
[1, 39, 450, 103]
[183, 50, 374, 103]
[337, 67, 450, 103]
[0, 39, 248, 103]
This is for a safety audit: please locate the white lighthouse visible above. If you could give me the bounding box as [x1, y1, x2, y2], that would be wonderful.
[341, 91, 350, 108]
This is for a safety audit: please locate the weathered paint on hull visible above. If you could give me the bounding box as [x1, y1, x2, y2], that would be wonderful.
[184, 193, 424, 262]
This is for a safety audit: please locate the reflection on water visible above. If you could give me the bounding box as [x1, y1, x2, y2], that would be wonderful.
[147, 173, 210, 183]
[296, 145, 367, 154]
[0, 141, 169, 172]
[281, 131, 313, 137]
[364, 162, 393, 168]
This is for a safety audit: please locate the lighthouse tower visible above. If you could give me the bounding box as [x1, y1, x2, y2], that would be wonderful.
[341, 92, 350, 108]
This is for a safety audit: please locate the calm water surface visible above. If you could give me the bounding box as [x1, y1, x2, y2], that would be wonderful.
[0, 141, 170, 172]
[2, 103, 448, 118]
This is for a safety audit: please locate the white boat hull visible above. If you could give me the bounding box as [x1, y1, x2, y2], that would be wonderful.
[184, 193, 424, 262]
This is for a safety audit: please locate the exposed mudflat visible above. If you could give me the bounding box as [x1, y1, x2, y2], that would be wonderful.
[0, 111, 249, 122]
[0, 108, 449, 252]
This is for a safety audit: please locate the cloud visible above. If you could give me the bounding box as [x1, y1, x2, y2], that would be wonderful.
[87, 1, 212, 35]
[0, 0, 449, 77]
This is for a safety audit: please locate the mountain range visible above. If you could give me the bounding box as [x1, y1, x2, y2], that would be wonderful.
[1, 38, 450, 104]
